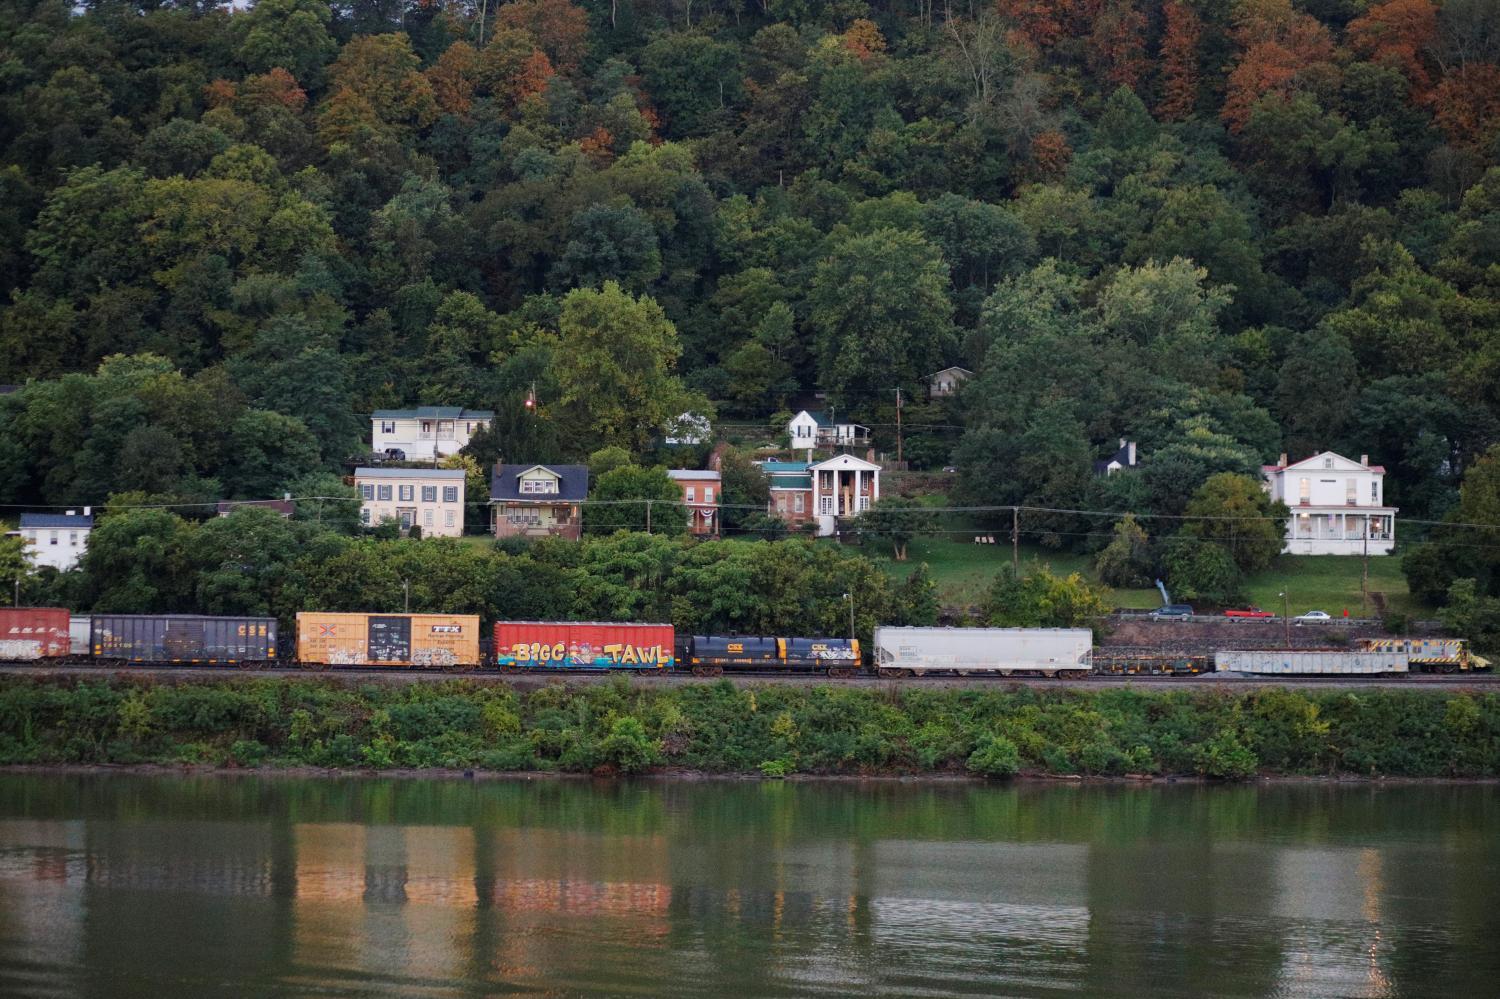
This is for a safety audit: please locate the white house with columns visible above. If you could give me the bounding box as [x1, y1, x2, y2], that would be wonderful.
[811, 453, 881, 536]
[1262, 451, 1396, 555]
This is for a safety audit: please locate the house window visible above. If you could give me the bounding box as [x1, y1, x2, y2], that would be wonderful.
[437, 421, 454, 439]
[361, 509, 371, 525]
[1298, 478, 1309, 503]
[361, 485, 374, 500]
[1324, 457, 1333, 468]
[49, 532, 58, 545]
[421, 421, 433, 434]
[820, 497, 833, 515]
[443, 486, 458, 503]
[421, 486, 437, 502]
[793, 493, 804, 513]
[685, 486, 696, 503]
[1371, 482, 1378, 503]
[445, 510, 455, 528]
[776, 496, 787, 512]
[68, 532, 77, 546]
[423, 510, 434, 527]
[704, 487, 714, 504]
[377, 485, 392, 501]
[520, 477, 557, 494]
[1347, 479, 1357, 505]
[398, 485, 414, 501]
[380, 421, 395, 434]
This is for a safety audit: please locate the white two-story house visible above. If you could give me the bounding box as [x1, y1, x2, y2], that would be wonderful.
[354, 468, 466, 537]
[787, 410, 870, 455]
[1262, 452, 1396, 555]
[13, 510, 93, 571]
[371, 407, 493, 461]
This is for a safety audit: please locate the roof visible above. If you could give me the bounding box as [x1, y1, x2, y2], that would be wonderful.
[1264, 451, 1386, 475]
[761, 461, 811, 473]
[19, 513, 93, 529]
[770, 476, 813, 490]
[666, 470, 721, 481]
[354, 467, 466, 479]
[372, 407, 494, 420]
[809, 453, 881, 472]
[217, 499, 296, 516]
[490, 463, 589, 502]
[930, 366, 973, 378]
[792, 410, 831, 428]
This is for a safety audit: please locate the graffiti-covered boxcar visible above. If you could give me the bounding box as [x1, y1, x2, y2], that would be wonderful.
[0, 608, 72, 660]
[493, 621, 675, 671]
[297, 612, 481, 668]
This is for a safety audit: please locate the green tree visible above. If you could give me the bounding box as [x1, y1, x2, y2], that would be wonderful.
[1095, 515, 1153, 588]
[981, 565, 1111, 630]
[588, 465, 686, 536]
[1179, 473, 1289, 573]
[859, 496, 930, 561]
[808, 228, 954, 413]
[552, 283, 691, 454]
[225, 410, 321, 499]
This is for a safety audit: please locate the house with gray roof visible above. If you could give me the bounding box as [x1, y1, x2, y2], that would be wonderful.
[371, 406, 493, 461]
[490, 463, 588, 540]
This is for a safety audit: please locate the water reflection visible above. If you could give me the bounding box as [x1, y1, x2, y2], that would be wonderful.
[0, 778, 1497, 997]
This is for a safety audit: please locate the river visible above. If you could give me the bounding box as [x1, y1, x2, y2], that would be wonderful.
[0, 774, 1496, 998]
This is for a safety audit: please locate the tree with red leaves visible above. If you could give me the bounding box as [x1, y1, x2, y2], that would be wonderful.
[1087, 1, 1148, 91]
[1348, 0, 1439, 96]
[1426, 63, 1500, 150]
[1159, 1, 1202, 120]
[495, 0, 589, 75]
[1221, 0, 1336, 133]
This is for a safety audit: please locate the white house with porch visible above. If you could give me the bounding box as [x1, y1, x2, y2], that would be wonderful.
[811, 453, 881, 536]
[787, 410, 870, 455]
[371, 406, 493, 461]
[1262, 451, 1396, 555]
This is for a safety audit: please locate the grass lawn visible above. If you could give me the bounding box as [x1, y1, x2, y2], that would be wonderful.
[875, 537, 1427, 618]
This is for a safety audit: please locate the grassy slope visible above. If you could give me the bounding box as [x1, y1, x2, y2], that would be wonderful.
[875, 537, 1422, 617]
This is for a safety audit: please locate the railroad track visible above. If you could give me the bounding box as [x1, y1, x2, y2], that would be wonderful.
[1, 662, 1496, 690]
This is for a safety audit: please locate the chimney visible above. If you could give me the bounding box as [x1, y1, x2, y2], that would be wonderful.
[1360, 454, 1368, 466]
[1119, 437, 1127, 449]
[1278, 452, 1288, 468]
[283, 492, 292, 501]
[1127, 441, 1137, 466]
[82, 506, 90, 517]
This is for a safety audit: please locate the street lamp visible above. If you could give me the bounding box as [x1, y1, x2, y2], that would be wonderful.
[844, 591, 854, 640]
[1279, 589, 1289, 648]
[403, 578, 411, 614]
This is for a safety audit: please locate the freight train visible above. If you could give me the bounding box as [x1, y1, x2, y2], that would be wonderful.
[0, 608, 1486, 678]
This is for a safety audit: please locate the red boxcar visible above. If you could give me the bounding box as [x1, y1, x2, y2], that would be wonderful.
[493, 621, 675, 671]
[0, 607, 72, 660]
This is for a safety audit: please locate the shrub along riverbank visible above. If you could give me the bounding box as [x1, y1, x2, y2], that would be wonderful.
[1, 676, 1497, 780]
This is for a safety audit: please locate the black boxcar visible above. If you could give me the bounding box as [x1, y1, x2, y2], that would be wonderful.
[90, 614, 278, 663]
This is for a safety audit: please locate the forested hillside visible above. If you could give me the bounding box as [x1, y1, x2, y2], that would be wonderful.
[1, 0, 1498, 605]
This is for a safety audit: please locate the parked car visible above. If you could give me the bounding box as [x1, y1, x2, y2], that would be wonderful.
[1295, 610, 1332, 624]
[363, 448, 407, 465]
[1224, 607, 1275, 619]
[1150, 604, 1195, 620]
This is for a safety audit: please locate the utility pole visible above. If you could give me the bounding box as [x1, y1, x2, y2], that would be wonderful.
[844, 591, 854, 639]
[1361, 521, 1369, 619]
[645, 499, 652, 535]
[1280, 589, 1290, 648]
[12, 578, 17, 607]
[894, 387, 903, 464]
[403, 578, 410, 614]
[1011, 506, 1020, 572]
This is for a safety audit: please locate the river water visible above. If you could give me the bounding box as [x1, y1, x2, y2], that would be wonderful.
[0, 775, 1496, 998]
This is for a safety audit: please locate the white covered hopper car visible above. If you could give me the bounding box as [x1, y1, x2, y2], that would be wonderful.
[873, 627, 1094, 677]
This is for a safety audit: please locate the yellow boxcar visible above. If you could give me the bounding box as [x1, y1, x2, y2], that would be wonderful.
[296, 612, 481, 668]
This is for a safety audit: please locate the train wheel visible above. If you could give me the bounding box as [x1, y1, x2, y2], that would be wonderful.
[692, 665, 724, 678]
[499, 663, 522, 675]
[876, 667, 908, 679]
[825, 666, 856, 679]
[1042, 671, 1057, 679]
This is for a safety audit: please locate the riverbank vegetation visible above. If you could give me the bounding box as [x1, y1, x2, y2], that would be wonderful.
[2, 675, 1497, 781]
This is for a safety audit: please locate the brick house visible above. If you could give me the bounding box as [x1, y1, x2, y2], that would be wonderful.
[666, 469, 721, 536]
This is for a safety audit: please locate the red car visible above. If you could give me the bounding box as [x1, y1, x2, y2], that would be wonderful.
[1223, 607, 1275, 619]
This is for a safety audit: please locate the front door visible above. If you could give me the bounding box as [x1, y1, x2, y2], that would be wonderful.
[398, 507, 416, 530]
